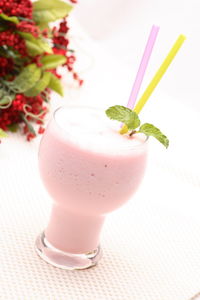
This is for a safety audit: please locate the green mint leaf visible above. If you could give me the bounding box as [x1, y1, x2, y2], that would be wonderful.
[33, 0, 73, 24]
[18, 32, 52, 56]
[10, 64, 41, 93]
[24, 71, 51, 97]
[0, 128, 8, 138]
[106, 105, 140, 130]
[0, 13, 19, 24]
[41, 54, 66, 70]
[139, 123, 169, 148]
[47, 73, 64, 96]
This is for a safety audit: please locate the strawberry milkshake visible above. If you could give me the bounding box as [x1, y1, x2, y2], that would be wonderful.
[35, 106, 148, 269]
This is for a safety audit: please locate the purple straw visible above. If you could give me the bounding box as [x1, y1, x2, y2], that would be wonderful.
[127, 25, 159, 109]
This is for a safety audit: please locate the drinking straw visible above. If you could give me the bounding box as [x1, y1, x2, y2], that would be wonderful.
[126, 25, 159, 109]
[134, 34, 186, 113]
[120, 34, 186, 134]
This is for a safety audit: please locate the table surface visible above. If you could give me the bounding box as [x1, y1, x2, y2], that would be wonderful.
[1, 19, 200, 300]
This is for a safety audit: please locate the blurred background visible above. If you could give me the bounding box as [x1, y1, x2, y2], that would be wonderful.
[72, 0, 200, 111]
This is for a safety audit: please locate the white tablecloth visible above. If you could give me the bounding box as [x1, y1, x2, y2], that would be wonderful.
[1, 19, 200, 300]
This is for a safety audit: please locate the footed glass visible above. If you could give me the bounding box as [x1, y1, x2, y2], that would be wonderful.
[35, 106, 148, 270]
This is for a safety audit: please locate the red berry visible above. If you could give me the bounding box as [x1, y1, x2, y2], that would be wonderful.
[0, 0, 32, 18]
[38, 126, 45, 134]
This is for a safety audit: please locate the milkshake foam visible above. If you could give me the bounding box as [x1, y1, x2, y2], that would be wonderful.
[54, 106, 147, 155]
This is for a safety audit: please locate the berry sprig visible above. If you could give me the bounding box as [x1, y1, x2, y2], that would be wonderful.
[0, 0, 82, 142]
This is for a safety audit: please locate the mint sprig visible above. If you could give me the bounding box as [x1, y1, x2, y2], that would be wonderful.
[105, 105, 169, 148]
[106, 105, 140, 130]
[139, 123, 169, 148]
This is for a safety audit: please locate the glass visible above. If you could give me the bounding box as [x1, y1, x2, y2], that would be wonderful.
[35, 106, 148, 270]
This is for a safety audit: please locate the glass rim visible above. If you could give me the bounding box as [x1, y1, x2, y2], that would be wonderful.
[53, 105, 149, 150]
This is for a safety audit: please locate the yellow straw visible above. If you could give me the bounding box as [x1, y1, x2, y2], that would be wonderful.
[120, 34, 186, 134]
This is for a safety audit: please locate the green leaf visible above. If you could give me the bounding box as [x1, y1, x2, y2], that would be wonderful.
[10, 64, 41, 93]
[24, 71, 51, 97]
[41, 54, 66, 70]
[0, 98, 11, 106]
[0, 91, 15, 106]
[20, 114, 36, 135]
[139, 123, 169, 148]
[47, 72, 64, 96]
[0, 128, 8, 138]
[6, 49, 21, 59]
[105, 105, 140, 130]
[33, 0, 73, 23]
[17, 32, 34, 40]
[37, 39, 53, 54]
[7, 123, 19, 132]
[38, 22, 50, 31]
[0, 13, 19, 24]
[38, 23, 49, 30]
[17, 17, 34, 23]
[25, 40, 43, 56]
[18, 31, 52, 56]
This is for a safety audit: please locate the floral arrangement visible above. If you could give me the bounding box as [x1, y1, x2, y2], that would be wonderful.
[0, 0, 82, 141]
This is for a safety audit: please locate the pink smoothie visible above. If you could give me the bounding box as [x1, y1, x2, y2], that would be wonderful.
[39, 106, 148, 254]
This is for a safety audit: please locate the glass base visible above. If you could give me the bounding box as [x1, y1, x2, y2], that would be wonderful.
[35, 231, 102, 270]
